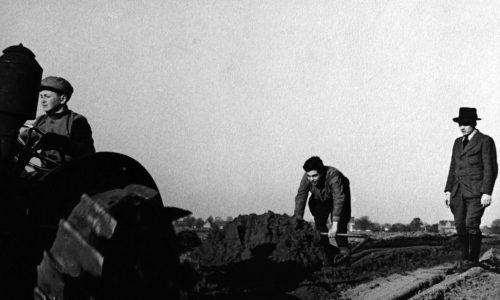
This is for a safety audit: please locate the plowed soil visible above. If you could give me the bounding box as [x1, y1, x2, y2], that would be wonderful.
[181, 212, 500, 300]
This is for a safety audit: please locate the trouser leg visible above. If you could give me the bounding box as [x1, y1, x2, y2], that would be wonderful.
[335, 221, 348, 249]
[450, 190, 468, 260]
[310, 199, 331, 233]
[313, 205, 330, 247]
[465, 197, 485, 262]
[336, 177, 351, 251]
[457, 234, 469, 260]
[310, 200, 338, 253]
[468, 233, 482, 262]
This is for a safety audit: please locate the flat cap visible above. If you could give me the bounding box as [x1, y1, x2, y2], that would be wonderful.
[40, 76, 73, 98]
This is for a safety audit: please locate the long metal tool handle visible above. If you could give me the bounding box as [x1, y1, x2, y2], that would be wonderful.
[320, 232, 370, 239]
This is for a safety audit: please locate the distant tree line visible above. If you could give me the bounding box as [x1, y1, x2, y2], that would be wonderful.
[174, 214, 500, 234]
[482, 219, 500, 234]
[173, 215, 234, 230]
[353, 216, 439, 233]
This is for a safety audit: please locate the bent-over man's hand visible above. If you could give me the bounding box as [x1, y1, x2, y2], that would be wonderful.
[328, 221, 338, 238]
[481, 194, 492, 207]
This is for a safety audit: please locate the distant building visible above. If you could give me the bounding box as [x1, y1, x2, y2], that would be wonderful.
[348, 217, 355, 232]
[438, 220, 456, 234]
[322, 216, 356, 232]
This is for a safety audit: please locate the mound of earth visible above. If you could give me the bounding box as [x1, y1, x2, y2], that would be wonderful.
[191, 211, 334, 270]
[183, 213, 500, 299]
[187, 212, 340, 297]
[186, 212, 460, 299]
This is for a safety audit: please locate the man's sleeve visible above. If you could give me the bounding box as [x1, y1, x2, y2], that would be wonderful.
[19, 116, 43, 142]
[444, 141, 457, 193]
[481, 136, 498, 195]
[294, 173, 309, 217]
[69, 117, 96, 157]
[329, 173, 346, 222]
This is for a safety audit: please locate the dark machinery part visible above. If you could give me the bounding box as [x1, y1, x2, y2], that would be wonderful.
[34, 184, 191, 300]
[0, 44, 42, 164]
[24, 152, 193, 300]
[15, 124, 64, 176]
[27, 151, 165, 265]
[0, 44, 194, 299]
[0, 44, 42, 119]
[10, 151, 194, 300]
[0, 43, 43, 300]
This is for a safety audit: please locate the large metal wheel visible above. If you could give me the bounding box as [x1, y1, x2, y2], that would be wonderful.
[26, 152, 190, 299]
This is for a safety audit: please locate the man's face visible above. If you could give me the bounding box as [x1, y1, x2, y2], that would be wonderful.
[306, 170, 322, 186]
[39, 90, 66, 114]
[459, 123, 475, 137]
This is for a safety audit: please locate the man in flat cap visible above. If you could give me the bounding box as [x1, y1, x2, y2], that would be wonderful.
[25, 76, 95, 168]
[294, 156, 351, 256]
[445, 107, 498, 269]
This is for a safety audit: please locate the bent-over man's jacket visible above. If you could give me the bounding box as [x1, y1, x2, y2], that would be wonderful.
[294, 166, 351, 222]
[445, 130, 498, 199]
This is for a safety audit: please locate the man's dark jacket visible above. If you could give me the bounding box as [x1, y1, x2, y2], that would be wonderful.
[294, 166, 351, 223]
[33, 109, 95, 163]
[445, 130, 498, 199]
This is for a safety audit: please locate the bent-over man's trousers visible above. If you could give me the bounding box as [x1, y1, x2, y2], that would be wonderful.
[309, 199, 348, 249]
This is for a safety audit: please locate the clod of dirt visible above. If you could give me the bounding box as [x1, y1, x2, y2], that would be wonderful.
[480, 248, 500, 273]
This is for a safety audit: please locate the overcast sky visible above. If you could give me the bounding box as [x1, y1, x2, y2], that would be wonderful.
[3, 1, 500, 226]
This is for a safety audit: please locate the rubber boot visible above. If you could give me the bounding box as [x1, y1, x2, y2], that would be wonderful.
[468, 233, 482, 263]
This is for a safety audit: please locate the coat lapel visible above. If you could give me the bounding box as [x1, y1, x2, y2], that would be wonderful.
[459, 130, 481, 157]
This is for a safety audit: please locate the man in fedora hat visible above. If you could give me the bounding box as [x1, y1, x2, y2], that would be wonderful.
[21, 76, 95, 168]
[445, 107, 497, 269]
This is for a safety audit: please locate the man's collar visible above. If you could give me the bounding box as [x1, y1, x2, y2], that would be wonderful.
[464, 129, 478, 140]
[46, 107, 71, 119]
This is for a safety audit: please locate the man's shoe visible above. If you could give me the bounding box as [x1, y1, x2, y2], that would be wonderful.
[452, 260, 464, 271]
[454, 260, 478, 272]
[464, 260, 480, 269]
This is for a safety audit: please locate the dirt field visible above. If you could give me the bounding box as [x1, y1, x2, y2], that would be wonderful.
[180, 212, 500, 300]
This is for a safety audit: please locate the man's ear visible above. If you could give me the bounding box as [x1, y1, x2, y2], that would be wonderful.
[60, 94, 68, 105]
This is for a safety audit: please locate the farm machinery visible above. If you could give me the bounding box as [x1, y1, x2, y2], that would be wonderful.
[0, 44, 190, 299]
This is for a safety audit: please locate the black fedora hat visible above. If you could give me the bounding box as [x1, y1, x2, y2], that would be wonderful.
[453, 107, 481, 123]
